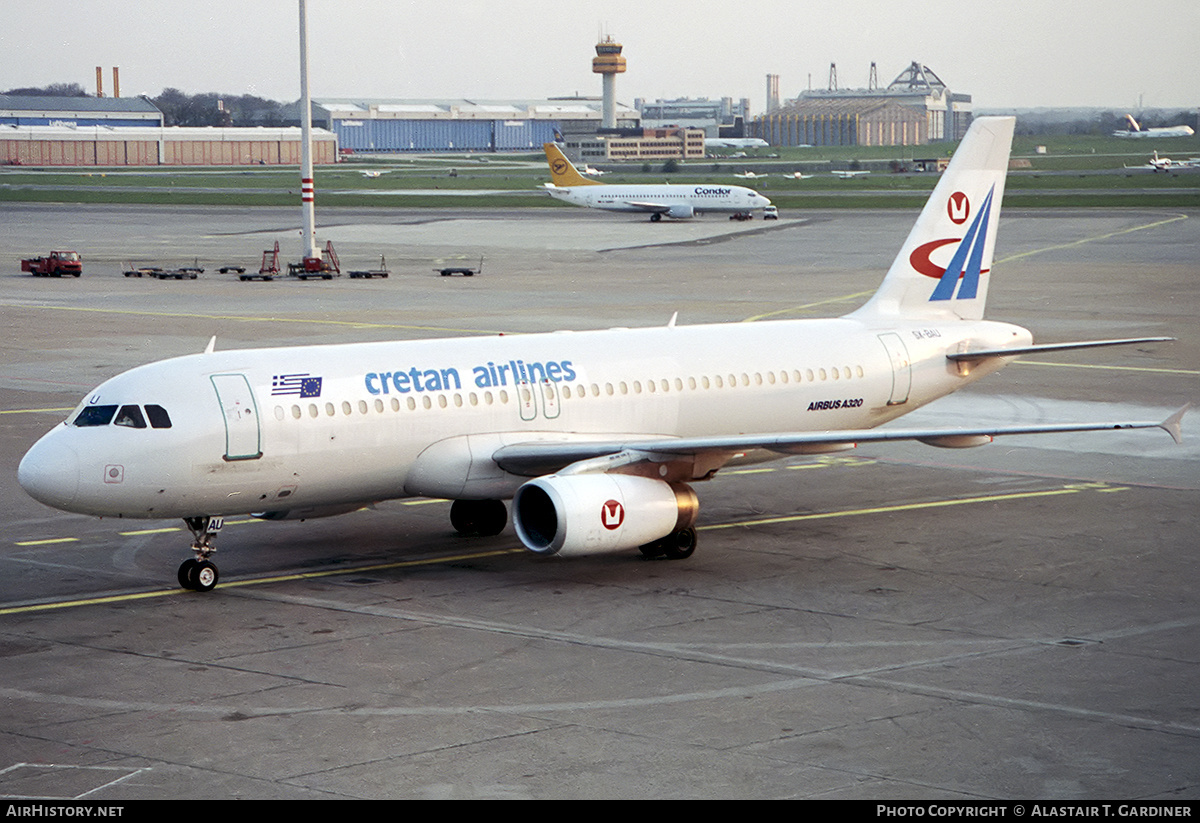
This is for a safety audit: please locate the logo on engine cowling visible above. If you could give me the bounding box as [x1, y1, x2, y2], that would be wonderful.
[601, 499, 624, 530]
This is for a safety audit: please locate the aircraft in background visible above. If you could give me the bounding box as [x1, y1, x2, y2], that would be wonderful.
[705, 137, 769, 150]
[18, 117, 1183, 593]
[580, 164, 607, 176]
[360, 170, 386, 179]
[541, 143, 771, 221]
[831, 169, 871, 178]
[734, 170, 768, 179]
[781, 171, 815, 179]
[1125, 150, 1200, 172]
[1113, 115, 1195, 138]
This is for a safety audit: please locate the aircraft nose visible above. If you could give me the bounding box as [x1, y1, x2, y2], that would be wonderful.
[18, 433, 80, 510]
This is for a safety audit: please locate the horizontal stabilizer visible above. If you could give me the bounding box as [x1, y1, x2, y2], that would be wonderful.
[947, 336, 1175, 361]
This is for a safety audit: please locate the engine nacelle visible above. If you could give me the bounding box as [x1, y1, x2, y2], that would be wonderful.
[513, 474, 698, 557]
[916, 434, 994, 449]
[666, 204, 696, 219]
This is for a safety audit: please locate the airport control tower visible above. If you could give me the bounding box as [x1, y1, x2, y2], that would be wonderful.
[592, 36, 626, 129]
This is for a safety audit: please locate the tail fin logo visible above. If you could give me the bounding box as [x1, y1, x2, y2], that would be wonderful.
[948, 191, 970, 224]
[910, 185, 995, 302]
[551, 158, 568, 176]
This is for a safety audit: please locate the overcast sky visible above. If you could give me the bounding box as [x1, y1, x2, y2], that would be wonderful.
[3, 0, 1197, 113]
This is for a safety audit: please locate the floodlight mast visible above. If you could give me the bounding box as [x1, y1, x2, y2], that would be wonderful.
[298, 0, 318, 261]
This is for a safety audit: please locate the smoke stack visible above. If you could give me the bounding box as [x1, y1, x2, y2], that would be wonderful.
[112, 67, 120, 99]
[95, 66, 104, 98]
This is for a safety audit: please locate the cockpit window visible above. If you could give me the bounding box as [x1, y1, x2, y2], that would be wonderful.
[145, 405, 172, 429]
[74, 405, 118, 427]
[114, 405, 146, 429]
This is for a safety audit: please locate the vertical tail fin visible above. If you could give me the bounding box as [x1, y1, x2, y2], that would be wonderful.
[544, 143, 605, 187]
[847, 116, 1015, 322]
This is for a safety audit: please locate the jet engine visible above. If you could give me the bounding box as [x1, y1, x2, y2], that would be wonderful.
[512, 474, 698, 557]
[666, 204, 696, 219]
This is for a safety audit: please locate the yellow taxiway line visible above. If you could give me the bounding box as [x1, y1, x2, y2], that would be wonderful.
[1, 482, 1124, 616]
[744, 213, 1189, 321]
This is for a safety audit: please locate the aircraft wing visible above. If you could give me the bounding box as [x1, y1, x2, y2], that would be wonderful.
[621, 201, 673, 214]
[492, 405, 1187, 477]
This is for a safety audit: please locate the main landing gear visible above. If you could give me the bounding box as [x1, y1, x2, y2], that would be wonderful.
[639, 527, 697, 560]
[450, 499, 507, 537]
[179, 516, 223, 592]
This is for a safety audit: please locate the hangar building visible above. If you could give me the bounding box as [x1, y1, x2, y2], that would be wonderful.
[312, 98, 638, 153]
[752, 62, 972, 147]
[0, 124, 338, 167]
[0, 94, 164, 128]
[0, 94, 337, 167]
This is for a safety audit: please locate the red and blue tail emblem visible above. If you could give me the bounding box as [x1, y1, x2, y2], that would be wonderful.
[913, 184, 995, 302]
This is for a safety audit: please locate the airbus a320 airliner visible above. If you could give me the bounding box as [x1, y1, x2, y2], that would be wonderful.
[541, 142, 771, 221]
[19, 117, 1184, 592]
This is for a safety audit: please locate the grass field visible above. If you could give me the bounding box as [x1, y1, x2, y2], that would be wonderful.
[2, 132, 1197, 209]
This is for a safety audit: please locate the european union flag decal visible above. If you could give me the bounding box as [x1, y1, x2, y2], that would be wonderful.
[272, 374, 323, 398]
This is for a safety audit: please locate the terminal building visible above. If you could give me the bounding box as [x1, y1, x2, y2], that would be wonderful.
[635, 97, 752, 136]
[559, 127, 706, 163]
[752, 62, 972, 147]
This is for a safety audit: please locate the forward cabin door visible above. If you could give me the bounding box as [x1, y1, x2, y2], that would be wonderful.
[210, 374, 262, 460]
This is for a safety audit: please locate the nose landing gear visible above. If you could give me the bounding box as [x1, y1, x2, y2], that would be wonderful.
[179, 516, 223, 592]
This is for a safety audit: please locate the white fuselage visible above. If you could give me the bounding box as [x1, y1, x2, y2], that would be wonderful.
[19, 315, 1028, 521]
[545, 182, 770, 216]
[1113, 126, 1196, 138]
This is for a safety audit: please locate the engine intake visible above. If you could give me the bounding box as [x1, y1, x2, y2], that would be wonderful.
[513, 474, 698, 557]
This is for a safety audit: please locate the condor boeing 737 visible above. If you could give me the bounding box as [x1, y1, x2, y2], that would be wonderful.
[19, 117, 1183, 592]
[542, 143, 771, 221]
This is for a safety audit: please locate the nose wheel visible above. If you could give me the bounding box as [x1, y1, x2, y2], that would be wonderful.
[179, 516, 223, 592]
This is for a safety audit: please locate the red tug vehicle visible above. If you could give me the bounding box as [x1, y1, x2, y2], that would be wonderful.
[22, 251, 82, 277]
